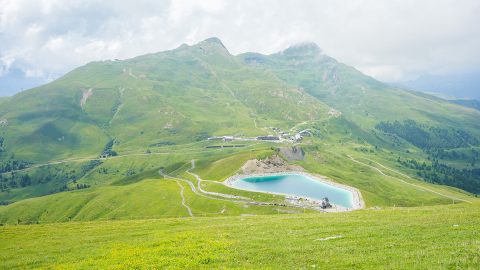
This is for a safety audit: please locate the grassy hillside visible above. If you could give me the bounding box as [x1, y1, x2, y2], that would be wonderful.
[1, 38, 480, 269]
[0, 37, 479, 228]
[1, 202, 479, 269]
[2, 143, 476, 225]
[0, 177, 295, 225]
[0, 38, 329, 164]
[239, 44, 480, 134]
[451, 99, 480, 111]
[0, 142, 273, 203]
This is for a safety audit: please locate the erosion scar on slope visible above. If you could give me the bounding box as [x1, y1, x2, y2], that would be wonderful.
[80, 88, 93, 109]
[109, 87, 125, 125]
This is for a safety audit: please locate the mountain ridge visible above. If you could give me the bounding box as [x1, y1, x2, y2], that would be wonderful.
[0, 37, 479, 207]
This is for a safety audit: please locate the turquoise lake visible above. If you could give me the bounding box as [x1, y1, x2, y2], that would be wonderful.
[232, 174, 354, 208]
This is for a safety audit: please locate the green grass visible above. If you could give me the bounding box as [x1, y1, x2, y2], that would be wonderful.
[0, 39, 331, 164]
[0, 144, 274, 202]
[1, 144, 477, 225]
[201, 181, 286, 203]
[1, 202, 478, 269]
[5, 37, 479, 165]
[2, 37, 480, 207]
[0, 179, 189, 224]
[1, 39, 480, 269]
[111, 167, 163, 185]
[192, 148, 274, 181]
[0, 172, 303, 225]
[175, 180, 287, 217]
[291, 140, 475, 207]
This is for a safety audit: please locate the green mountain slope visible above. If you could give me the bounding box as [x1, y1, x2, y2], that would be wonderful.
[0, 38, 479, 222]
[0, 38, 329, 163]
[239, 43, 480, 133]
[0, 145, 476, 225]
[451, 99, 480, 111]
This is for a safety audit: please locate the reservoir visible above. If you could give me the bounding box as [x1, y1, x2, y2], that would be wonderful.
[231, 174, 354, 208]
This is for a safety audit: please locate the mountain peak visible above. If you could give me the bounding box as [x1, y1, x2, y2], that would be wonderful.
[194, 37, 230, 55]
[282, 42, 322, 56]
[200, 37, 227, 48]
[203, 37, 223, 44]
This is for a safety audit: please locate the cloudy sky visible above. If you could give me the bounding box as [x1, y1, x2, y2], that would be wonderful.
[1, 0, 480, 95]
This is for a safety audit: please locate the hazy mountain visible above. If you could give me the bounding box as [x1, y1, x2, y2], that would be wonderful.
[0, 38, 331, 163]
[1, 38, 478, 164]
[0, 68, 49, 97]
[399, 72, 480, 100]
[0, 38, 479, 214]
[451, 99, 480, 111]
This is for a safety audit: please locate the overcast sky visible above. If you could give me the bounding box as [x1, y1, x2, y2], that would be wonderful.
[1, 0, 480, 95]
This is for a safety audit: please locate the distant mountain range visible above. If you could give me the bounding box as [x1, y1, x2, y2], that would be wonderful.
[0, 37, 479, 212]
[0, 68, 49, 96]
[1, 37, 479, 163]
[450, 99, 480, 111]
[398, 72, 480, 100]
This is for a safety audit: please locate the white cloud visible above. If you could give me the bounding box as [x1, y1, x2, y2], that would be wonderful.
[24, 23, 43, 38]
[358, 65, 405, 82]
[0, 53, 15, 76]
[24, 68, 44, 78]
[45, 37, 64, 50]
[168, 0, 225, 24]
[0, 0, 479, 93]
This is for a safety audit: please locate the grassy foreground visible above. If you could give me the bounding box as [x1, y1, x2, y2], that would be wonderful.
[1, 202, 479, 269]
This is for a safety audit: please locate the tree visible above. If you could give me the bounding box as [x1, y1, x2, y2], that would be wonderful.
[20, 174, 32, 187]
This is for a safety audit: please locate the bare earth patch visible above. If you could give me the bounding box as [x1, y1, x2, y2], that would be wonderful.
[80, 88, 93, 109]
[240, 155, 304, 174]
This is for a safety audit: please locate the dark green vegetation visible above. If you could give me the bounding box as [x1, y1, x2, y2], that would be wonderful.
[0, 155, 29, 174]
[375, 119, 480, 193]
[0, 38, 479, 268]
[0, 37, 478, 208]
[376, 120, 478, 150]
[0, 38, 478, 203]
[397, 157, 480, 194]
[1, 203, 479, 269]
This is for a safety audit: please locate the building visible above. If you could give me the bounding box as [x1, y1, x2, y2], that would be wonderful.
[298, 129, 312, 136]
[207, 136, 223, 141]
[208, 136, 234, 141]
[256, 135, 280, 141]
[223, 136, 234, 142]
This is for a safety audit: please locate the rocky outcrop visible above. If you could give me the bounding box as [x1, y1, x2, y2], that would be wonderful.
[279, 146, 305, 161]
[240, 155, 304, 174]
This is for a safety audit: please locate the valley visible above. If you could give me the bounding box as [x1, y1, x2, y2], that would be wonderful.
[0, 37, 479, 269]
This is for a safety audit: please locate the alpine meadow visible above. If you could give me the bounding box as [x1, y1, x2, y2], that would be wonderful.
[1, 1, 480, 269]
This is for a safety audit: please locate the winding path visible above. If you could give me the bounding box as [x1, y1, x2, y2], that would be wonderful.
[158, 164, 308, 212]
[0, 152, 173, 176]
[186, 160, 251, 200]
[175, 180, 193, 217]
[1, 140, 269, 176]
[108, 87, 125, 126]
[159, 168, 249, 203]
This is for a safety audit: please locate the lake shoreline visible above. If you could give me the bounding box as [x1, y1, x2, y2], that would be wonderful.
[223, 171, 365, 211]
